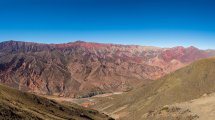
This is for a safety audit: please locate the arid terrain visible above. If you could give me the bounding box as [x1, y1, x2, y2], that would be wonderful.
[1, 0, 215, 119]
[0, 84, 113, 120]
[1, 40, 215, 120]
[141, 93, 215, 120]
[172, 93, 215, 120]
[0, 40, 214, 98]
[89, 57, 215, 120]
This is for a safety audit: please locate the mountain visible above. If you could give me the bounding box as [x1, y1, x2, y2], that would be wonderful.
[0, 84, 113, 120]
[0, 40, 214, 98]
[92, 57, 215, 120]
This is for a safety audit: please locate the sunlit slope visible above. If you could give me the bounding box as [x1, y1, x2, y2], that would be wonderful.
[1, 41, 214, 98]
[0, 84, 113, 120]
[93, 57, 215, 119]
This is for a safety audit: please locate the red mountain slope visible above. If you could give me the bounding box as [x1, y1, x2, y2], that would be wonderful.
[0, 40, 214, 97]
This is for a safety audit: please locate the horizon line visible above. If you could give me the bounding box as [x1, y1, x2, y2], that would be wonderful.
[1, 40, 213, 50]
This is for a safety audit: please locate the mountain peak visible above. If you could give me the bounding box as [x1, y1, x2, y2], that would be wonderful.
[69, 40, 86, 44]
[187, 46, 198, 50]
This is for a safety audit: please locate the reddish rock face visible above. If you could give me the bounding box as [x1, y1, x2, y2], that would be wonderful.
[0, 40, 214, 97]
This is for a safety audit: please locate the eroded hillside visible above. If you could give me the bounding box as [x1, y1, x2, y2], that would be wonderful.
[0, 40, 214, 97]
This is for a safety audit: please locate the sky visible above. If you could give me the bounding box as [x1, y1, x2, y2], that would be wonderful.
[0, 0, 215, 49]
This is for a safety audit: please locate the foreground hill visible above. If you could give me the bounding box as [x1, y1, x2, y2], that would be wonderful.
[0, 84, 113, 120]
[93, 57, 215, 119]
[143, 93, 215, 120]
[0, 40, 214, 97]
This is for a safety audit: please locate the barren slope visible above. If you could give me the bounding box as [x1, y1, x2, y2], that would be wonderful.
[0, 84, 113, 120]
[0, 40, 214, 97]
[143, 93, 215, 120]
[93, 57, 215, 119]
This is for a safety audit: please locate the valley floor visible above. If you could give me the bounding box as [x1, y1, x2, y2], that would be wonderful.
[43, 92, 124, 108]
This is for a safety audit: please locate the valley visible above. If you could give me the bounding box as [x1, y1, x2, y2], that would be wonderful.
[90, 57, 215, 119]
[1, 40, 215, 120]
[0, 40, 214, 98]
[1, 0, 215, 119]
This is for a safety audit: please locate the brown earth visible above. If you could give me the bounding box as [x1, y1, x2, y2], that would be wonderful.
[92, 57, 215, 120]
[0, 84, 113, 120]
[143, 93, 215, 120]
[0, 40, 214, 98]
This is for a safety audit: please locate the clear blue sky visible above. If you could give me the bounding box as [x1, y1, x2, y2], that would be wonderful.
[0, 0, 215, 49]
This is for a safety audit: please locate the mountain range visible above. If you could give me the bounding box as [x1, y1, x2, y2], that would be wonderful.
[0, 40, 214, 98]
